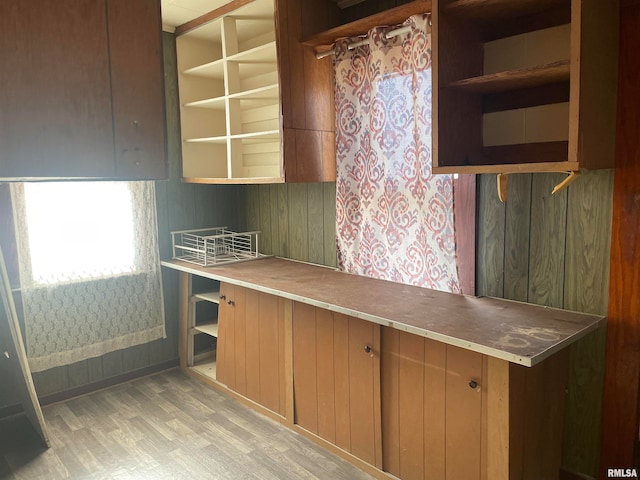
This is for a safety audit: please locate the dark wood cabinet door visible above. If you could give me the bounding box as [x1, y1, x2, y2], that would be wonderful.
[107, 0, 167, 179]
[0, 0, 166, 180]
[0, 0, 115, 178]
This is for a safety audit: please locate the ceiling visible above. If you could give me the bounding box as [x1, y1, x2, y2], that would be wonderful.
[161, 0, 233, 31]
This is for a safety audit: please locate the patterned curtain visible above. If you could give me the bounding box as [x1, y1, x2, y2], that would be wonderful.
[10, 181, 165, 372]
[334, 14, 460, 293]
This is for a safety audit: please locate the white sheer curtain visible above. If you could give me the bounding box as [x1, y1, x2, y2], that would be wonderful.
[334, 14, 460, 292]
[10, 181, 165, 372]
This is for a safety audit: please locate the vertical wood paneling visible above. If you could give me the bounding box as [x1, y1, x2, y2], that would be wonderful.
[292, 302, 318, 432]
[381, 329, 400, 475]
[398, 332, 425, 479]
[269, 185, 281, 257]
[258, 292, 281, 414]
[503, 173, 532, 302]
[244, 289, 261, 403]
[307, 183, 325, 264]
[323, 182, 337, 267]
[348, 316, 379, 467]
[528, 173, 567, 307]
[476, 174, 505, 297]
[315, 308, 336, 443]
[259, 185, 273, 256]
[233, 287, 247, 396]
[477, 168, 614, 478]
[277, 183, 290, 258]
[288, 183, 309, 262]
[333, 312, 351, 452]
[562, 169, 613, 475]
[445, 346, 483, 480]
[424, 339, 446, 480]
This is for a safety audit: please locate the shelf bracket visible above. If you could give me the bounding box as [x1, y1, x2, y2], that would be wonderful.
[497, 173, 508, 203]
[552, 170, 580, 195]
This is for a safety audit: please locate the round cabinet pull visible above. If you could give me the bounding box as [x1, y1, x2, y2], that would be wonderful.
[364, 345, 372, 353]
[468, 380, 479, 389]
[227, 300, 235, 306]
[220, 294, 226, 301]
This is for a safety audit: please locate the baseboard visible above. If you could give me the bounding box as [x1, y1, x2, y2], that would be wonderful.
[38, 358, 179, 406]
[560, 467, 596, 480]
[0, 403, 24, 420]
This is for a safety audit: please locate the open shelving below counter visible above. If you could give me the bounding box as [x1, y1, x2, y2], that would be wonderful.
[191, 351, 217, 380]
[194, 322, 218, 337]
[162, 257, 605, 367]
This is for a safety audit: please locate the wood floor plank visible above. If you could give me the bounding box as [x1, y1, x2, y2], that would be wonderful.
[0, 369, 375, 480]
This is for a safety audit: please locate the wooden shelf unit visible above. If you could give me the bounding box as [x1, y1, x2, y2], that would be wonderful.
[188, 282, 220, 380]
[176, 0, 283, 183]
[432, 0, 619, 175]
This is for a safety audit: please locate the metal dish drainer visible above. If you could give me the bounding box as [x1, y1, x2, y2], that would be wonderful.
[170, 227, 268, 267]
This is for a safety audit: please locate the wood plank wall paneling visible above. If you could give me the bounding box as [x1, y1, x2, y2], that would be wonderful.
[340, 0, 416, 24]
[239, 183, 338, 268]
[601, 4, 640, 474]
[0, 33, 242, 401]
[476, 169, 614, 478]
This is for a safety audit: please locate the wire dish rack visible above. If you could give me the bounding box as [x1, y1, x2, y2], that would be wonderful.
[170, 227, 268, 267]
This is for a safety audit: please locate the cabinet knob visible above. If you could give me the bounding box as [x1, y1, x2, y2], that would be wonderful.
[227, 300, 235, 306]
[220, 294, 226, 301]
[468, 380, 479, 389]
[364, 345, 374, 357]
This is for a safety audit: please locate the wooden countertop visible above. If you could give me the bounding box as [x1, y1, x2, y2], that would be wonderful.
[161, 257, 604, 367]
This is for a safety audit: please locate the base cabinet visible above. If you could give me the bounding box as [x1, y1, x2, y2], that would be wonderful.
[176, 271, 571, 480]
[292, 302, 383, 468]
[217, 283, 287, 417]
[381, 328, 569, 480]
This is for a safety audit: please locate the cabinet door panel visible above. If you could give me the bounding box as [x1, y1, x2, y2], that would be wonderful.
[0, 0, 114, 178]
[107, 0, 167, 179]
[292, 302, 318, 432]
[347, 313, 381, 468]
[216, 283, 235, 387]
[381, 329, 446, 480]
[293, 303, 381, 467]
[446, 345, 483, 480]
[233, 286, 247, 396]
[244, 289, 261, 403]
[258, 292, 281, 414]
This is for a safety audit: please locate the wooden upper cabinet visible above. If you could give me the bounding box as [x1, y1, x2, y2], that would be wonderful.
[175, 0, 338, 184]
[0, 0, 167, 181]
[432, 0, 620, 175]
[107, 0, 167, 179]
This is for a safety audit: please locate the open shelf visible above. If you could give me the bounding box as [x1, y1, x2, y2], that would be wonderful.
[433, 0, 618, 177]
[191, 351, 217, 380]
[447, 60, 569, 93]
[195, 322, 218, 337]
[176, 0, 282, 184]
[442, 0, 567, 21]
[193, 290, 220, 303]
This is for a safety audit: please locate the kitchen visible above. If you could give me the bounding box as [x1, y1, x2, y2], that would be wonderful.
[0, 0, 638, 479]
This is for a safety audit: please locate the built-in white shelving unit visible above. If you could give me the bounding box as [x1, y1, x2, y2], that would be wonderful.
[177, 0, 283, 183]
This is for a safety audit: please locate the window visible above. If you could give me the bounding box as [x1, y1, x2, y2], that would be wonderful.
[10, 181, 165, 372]
[23, 182, 136, 285]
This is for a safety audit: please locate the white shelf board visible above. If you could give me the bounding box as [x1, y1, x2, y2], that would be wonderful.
[231, 130, 280, 141]
[185, 96, 226, 109]
[193, 290, 220, 303]
[195, 322, 218, 337]
[186, 135, 228, 144]
[184, 58, 225, 79]
[229, 83, 279, 101]
[228, 41, 277, 63]
[191, 354, 216, 380]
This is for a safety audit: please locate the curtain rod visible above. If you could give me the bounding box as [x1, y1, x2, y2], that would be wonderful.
[315, 15, 430, 60]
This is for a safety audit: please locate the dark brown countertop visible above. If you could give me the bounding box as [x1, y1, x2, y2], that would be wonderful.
[161, 257, 605, 367]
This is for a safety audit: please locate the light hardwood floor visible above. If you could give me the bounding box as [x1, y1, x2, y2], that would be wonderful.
[0, 369, 375, 480]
